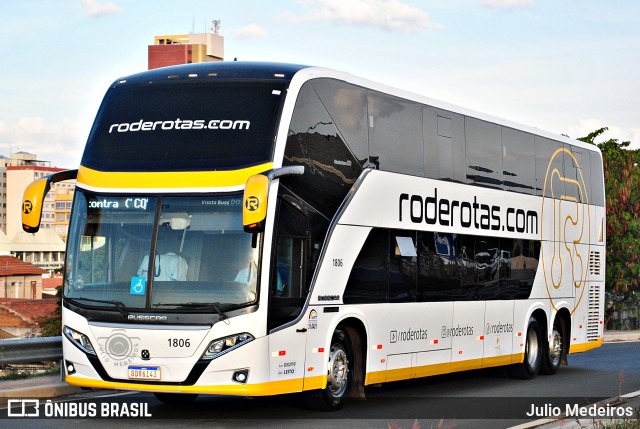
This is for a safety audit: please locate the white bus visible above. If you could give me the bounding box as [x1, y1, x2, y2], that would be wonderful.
[23, 62, 605, 410]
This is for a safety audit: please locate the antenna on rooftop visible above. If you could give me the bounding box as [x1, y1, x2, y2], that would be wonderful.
[212, 19, 221, 35]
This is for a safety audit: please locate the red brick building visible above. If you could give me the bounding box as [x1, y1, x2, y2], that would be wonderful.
[0, 298, 57, 338]
[0, 255, 47, 299]
[148, 24, 224, 70]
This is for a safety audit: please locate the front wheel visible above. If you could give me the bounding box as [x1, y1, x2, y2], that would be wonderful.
[507, 317, 542, 379]
[304, 328, 354, 410]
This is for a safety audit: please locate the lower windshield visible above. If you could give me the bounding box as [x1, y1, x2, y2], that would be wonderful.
[64, 192, 259, 311]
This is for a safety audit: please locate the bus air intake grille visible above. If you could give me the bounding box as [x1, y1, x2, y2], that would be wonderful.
[589, 251, 601, 276]
[586, 283, 601, 342]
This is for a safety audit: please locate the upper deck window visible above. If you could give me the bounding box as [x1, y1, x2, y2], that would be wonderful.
[82, 80, 288, 172]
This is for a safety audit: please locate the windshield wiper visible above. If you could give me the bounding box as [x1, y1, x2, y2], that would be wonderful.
[154, 302, 228, 320]
[70, 297, 129, 317]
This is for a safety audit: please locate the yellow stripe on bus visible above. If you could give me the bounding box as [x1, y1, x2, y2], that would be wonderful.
[569, 339, 603, 354]
[364, 353, 525, 385]
[66, 374, 309, 397]
[77, 163, 273, 190]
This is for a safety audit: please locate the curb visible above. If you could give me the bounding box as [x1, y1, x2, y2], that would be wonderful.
[0, 375, 84, 405]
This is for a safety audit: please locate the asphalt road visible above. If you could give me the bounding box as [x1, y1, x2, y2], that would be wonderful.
[3, 341, 640, 429]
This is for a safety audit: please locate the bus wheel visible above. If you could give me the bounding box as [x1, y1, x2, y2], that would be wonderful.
[304, 328, 354, 410]
[507, 317, 542, 379]
[540, 318, 564, 375]
[153, 392, 198, 405]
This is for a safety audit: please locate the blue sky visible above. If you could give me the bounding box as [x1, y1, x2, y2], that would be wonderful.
[1, 0, 638, 168]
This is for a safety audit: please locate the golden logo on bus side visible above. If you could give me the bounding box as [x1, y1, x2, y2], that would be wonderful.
[540, 148, 591, 314]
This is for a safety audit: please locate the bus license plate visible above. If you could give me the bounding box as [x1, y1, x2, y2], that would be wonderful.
[128, 366, 160, 380]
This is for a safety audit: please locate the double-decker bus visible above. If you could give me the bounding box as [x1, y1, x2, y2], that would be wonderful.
[22, 62, 605, 410]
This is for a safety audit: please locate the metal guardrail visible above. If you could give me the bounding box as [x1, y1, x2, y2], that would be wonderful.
[0, 336, 62, 365]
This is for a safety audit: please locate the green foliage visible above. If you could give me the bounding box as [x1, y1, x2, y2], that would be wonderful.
[37, 285, 62, 337]
[579, 128, 640, 321]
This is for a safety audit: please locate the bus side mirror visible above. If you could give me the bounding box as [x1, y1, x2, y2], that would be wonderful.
[22, 169, 78, 233]
[243, 174, 269, 233]
[242, 166, 305, 233]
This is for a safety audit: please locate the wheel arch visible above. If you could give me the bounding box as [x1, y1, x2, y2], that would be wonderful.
[553, 307, 571, 364]
[530, 307, 548, 338]
[334, 315, 368, 399]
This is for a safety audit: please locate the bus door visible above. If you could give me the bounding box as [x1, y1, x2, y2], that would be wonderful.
[267, 200, 311, 391]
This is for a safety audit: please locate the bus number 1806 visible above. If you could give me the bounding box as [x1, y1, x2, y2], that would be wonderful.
[167, 338, 190, 348]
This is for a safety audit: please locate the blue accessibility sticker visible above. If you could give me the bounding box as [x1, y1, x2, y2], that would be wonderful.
[130, 276, 146, 295]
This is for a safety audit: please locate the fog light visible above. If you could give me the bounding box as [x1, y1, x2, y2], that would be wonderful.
[65, 360, 76, 375]
[232, 369, 249, 384]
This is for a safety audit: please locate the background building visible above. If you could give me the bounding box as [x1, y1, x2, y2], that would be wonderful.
[148, 20, 224, 69]
[0, 152, 74, 273]
[0, 255, 47, 300]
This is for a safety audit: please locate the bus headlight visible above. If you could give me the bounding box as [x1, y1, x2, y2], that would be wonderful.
[63, 325, 96, 355]
[201, 333, 254, 361]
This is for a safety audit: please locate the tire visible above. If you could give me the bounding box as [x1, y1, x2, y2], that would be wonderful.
[153, 392, 198, 405]
[507, 317, 542, 379]
[304, 328, 354, 410]
[540, 318, 564, 375]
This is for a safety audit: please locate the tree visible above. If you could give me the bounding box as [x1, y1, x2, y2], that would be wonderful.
[579, 127, 640, 325]
[37, 286, 62, 337]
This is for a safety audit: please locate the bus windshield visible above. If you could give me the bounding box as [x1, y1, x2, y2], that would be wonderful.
[82, 80, 287, 172]
[64, 192, 259, 311]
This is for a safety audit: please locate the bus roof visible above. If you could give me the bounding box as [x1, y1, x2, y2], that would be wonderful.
[113, 61, 311, 86]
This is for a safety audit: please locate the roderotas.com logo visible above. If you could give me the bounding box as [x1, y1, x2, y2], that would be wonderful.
[108, 118, 251, 133]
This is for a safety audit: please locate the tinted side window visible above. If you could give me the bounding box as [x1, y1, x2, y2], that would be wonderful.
[416, 231, 461, 301]
[502, 127, 535, 195]
[465, 117, 502, 189]
[423, 108, 466, 182]
[368, 91, 424, 176]
[312, 79, 369, 167]
[499, 238, 538, 299]
[590, 151, 605, 206]
[389, 230, 417, 302]
[344, 229, 388, 304]
[535, 136, 565, 198]
[285, 83, 362, 218]
[565, 145, 591, 204]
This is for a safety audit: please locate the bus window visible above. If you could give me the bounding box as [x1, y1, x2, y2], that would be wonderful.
[535, 136, 564, 198]
[473, 236, 501, 300]
[590, 151, 605, 207]
[423, 108, 466, 183]
[344, 229, 389, 304]
[285, 83, 362, 218]
[499, 239, 538, 299]
[312, 79, 369, 167]
[269, 200, 310, 330]
[502, 127, 535, 195]
[465, 117, 502, 189]
[565, 145, 591, 204]
[389, 230, 417, 302]
[416, 231, 461, 302]
[368, 92, 424, 176]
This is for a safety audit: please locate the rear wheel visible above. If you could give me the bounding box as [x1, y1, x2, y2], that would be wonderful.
[507, 317, 542, 379]
[153, 392, 198, 405]
[304, 328, 354, 410]
[540, 318, 564, 375]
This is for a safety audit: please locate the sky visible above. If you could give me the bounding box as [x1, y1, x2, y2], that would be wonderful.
[0, 0, 638, 168]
